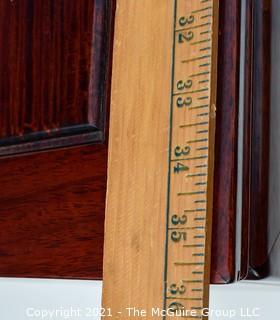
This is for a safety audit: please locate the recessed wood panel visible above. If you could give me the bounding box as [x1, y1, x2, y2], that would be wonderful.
[0, 0, 111, 156]
[0, 145, 108, 278]
[0, 0, 115, 279]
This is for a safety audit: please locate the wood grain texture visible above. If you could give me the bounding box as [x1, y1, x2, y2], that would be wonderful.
[240, 0, 253, 281]
[0, 0, 115, 279]
[210, 0, 241, 284]
[248, 0, 271, 279]
[0, 0, 112, 156]
[241, 0, 271, 280]
[102, 1, 172, 315]
[0, 145, 107, 279]
[102, 0, 219, 318]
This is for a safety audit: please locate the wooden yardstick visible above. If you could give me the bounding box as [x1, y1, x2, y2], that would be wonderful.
[103, 0, 218, 319]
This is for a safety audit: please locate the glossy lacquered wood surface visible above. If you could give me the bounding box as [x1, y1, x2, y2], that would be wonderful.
[0, 0, 115, 279]
[0, 145, 107, 278]
[240, 0, 253, 281]
[241, 0, 271, 280]
[0, 0, 112, 155]
[211, 0, 240, 284]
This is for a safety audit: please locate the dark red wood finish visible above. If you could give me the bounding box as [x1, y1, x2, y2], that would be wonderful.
[211, 0, 241, 284]
[0, 145, 108, 279]
[240, 0, 253, 280]
[0, 0, 112, 156]
[240, 0, 271, 280]
[0, 0, 115, 279]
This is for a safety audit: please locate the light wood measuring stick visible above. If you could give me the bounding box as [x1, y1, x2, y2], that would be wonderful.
[103, 0, 218, 319]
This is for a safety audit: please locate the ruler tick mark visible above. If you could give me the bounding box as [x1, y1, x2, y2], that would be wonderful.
[193, 271, 204, 275]
[182, 54, 211, 63]
[194, 235, 205, 239]
[195, 199, 206, 203]
[184, 208, 206, 213]
[197, 112, 209, 117]
[197, 146, 208, 151]
[183, 244, 205, 248]
[169, 226, 206, 231]
[195, 181, 207, 186]
[175, 262, 205, 266]
[180, 121, 208, 128]
[175, 22, 211, 33]
[197, 96, 209, 100]
[183, 279, 204, 283]
[190, 71, 210, 77]
[172, 88, 208, 96]
[200, 30, 211, 35]
[197, 129, 209, 134]
[165, 297, 203, 301]
[199, 62, 210, 67]
[194, 217, 206, 221]
[191, 6, 213, 14]
[187, 173, 207, 177]
[201, 14, 213, 19]
[187, 138, 208, 143]
[200, 46, 211, 51]
[189, 104, 209, 110]
[195, 164, 208, 168]
[191, 38, 211, 45]
[199, 79, 210, 84]
[170, 155, 208, 161]
[178, 190, 206, 196]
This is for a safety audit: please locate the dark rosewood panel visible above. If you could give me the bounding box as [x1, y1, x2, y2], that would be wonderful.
[0, 0, 115, 279]
[211, 0, 240, 284]
[240, 0, 271, 280]
[0, 145, 108, 279]
[240, 0, 253, 280]
[0, 0, 112, 156]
